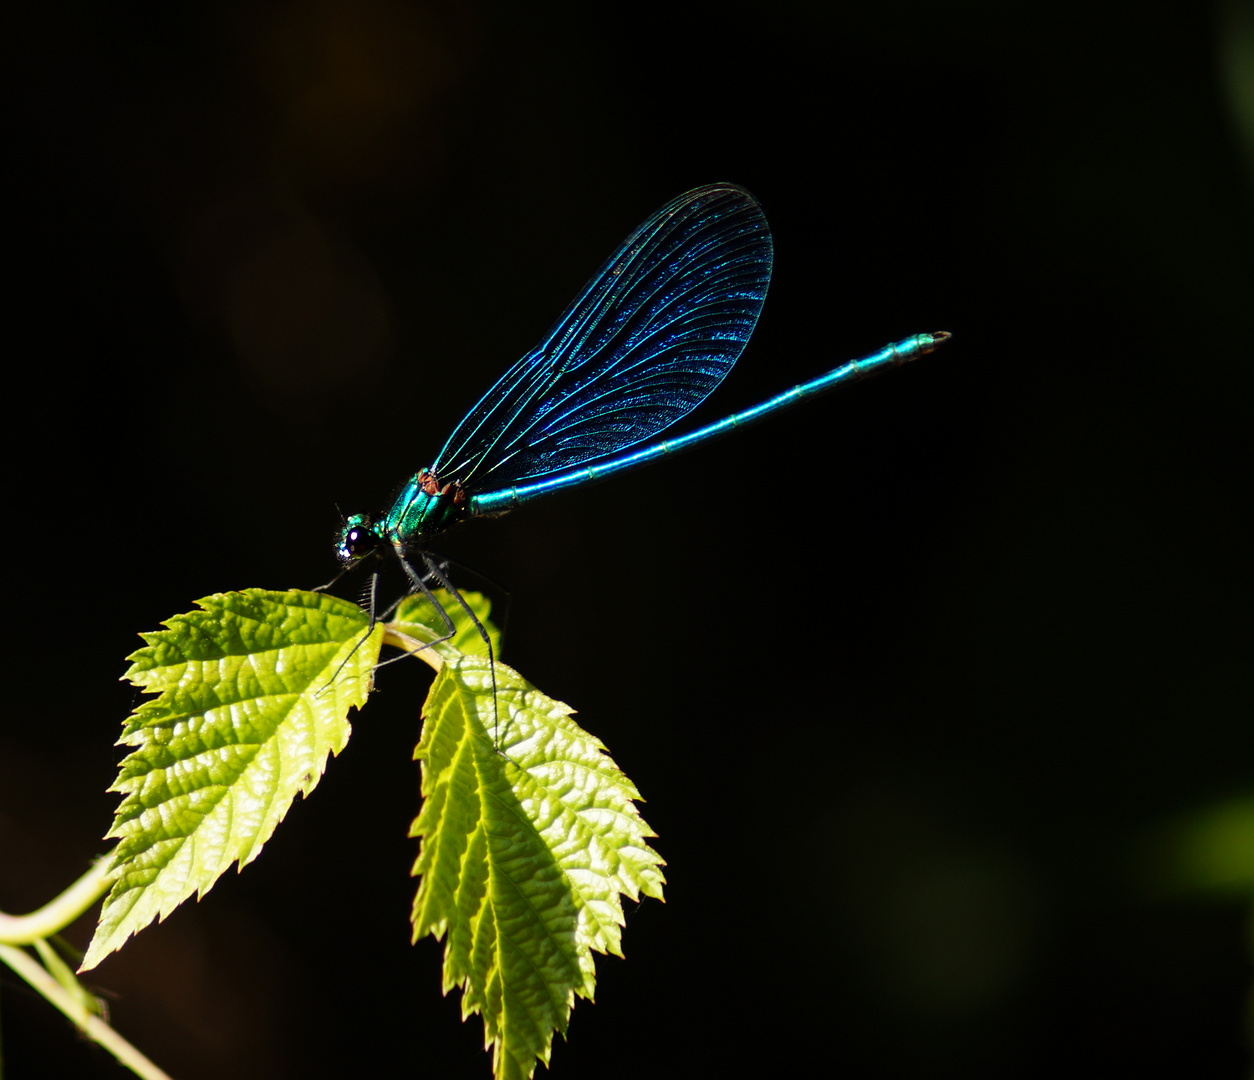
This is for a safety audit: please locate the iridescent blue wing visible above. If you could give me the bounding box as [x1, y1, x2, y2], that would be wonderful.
[432, 183, 772, 492]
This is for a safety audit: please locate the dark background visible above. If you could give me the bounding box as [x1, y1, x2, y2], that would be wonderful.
[3, 1, 1252, 1077]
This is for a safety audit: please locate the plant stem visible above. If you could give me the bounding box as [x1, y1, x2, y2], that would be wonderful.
[0, 943, 174, 1080]
[0, 856, 114, 945]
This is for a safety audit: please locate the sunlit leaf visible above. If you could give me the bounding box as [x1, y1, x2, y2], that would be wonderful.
[82, 589, 380, 970]
[409, 646, 665, 1080]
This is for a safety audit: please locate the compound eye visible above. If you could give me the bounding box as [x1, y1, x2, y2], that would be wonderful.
[342, 525, 376, 560]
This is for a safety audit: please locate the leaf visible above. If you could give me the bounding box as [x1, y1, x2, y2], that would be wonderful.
[81, 589, 381, 971]
[409, 649, 666, 1080]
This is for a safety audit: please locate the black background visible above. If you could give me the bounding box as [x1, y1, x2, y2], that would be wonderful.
[3, 1, 1252, 1077]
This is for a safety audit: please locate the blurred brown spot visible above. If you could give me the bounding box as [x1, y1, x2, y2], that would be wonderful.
[248, 0, 482, 185]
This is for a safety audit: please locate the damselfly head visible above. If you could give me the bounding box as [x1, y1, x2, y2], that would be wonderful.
[336, 514, 379, 563]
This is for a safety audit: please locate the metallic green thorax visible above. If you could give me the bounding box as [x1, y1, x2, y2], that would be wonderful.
[384, 471, 470, 541]
[337, 468, 471, 563]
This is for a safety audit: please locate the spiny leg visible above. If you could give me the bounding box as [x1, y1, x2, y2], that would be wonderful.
[417, 550, 503, 750]
[392, 546, 459, 648]
[320, 567, 381, 695]
[427, 553, 513, 653]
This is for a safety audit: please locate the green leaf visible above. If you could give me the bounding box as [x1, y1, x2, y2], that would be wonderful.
[410, 650, 666, 1080]
[82, 589, 381, 971]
